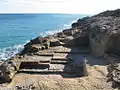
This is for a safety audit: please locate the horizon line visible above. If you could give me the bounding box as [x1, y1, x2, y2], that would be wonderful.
[0, 12, 93, 15]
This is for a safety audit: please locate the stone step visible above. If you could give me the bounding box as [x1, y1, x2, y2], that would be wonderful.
[34, 53, 53, 56]
[52, 58, 67, 61]
[39, 61, 51, 63]
[52, 53, 68, 60]
[54, 51, 90, 54]
[18, 69, 64, 74]
[38, 63, 50, 66]
[20, 61, 50, 64]
[51, 60, 67, 64]
[20, 60, 51, 63]
[49, 64, 65, 70]
[53, 46, 90, 54]
[21, 55, 52, 62]
[19, 62, 50, 69]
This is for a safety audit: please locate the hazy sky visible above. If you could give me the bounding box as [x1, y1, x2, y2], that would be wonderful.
[0, 0, 120, 14]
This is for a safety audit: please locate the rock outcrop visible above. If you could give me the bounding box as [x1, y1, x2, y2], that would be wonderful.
[0, 60, 18, 81]
[70, 9, 120, 57]
[107, 63, 120, 88]
[22, 37, 50, 54]
[1, 9, 120, 87]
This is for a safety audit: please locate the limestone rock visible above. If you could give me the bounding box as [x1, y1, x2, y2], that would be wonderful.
[59, 36, 76, 47]
[0, 60, 18, 82]
[89, 25, 108, 57]
[63, 29, 73, 36]
[74, 32, 89, 46]
[22, 37, 50, 54]
[50, 39, 64, 46]
[22, 44, 39, 53]
[74, 9, 120, 57]
[72, 22, 79, 28]
[107, 63, 120, 88]
[1, 9, 120, 83]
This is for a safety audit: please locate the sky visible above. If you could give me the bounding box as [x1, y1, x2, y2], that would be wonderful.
[0, 0, 120, 14]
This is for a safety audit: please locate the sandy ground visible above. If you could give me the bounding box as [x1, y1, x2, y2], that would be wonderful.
[0, 58, 115, 90]
[5, 65, 112, 90]
[0, 48, 119, 90]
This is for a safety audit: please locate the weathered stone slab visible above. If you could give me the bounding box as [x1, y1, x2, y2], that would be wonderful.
[49, 64, 65, 70]
[20, 55, 52, 62]
[19, 69, 63, 74]
[54, 46, 90, 54]
[53, 46, 71, 53]
[52, 53, 68, 60]
[51, 60, 67, 64]
[35, 53, 53, 56]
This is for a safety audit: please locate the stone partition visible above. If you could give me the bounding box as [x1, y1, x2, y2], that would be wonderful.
[89, 25, 108, 57]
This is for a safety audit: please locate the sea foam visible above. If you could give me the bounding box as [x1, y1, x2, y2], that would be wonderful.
[0, 14, 81, 61]
[0, 19, 78, 61]
[0, 44, 24, 60]
[64, 19, 78, 28]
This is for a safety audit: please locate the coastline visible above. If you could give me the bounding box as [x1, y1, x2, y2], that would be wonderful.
[0, 17, 80, 61]
[0, 9, 120, 89]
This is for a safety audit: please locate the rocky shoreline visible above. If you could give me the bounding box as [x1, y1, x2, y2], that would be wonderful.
[22, 9, 120, 57]
[0, 9, 120, 90]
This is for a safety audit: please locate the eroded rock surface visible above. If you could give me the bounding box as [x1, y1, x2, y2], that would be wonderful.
[1, 9, 120, 90]
[71, 9, 120, 57]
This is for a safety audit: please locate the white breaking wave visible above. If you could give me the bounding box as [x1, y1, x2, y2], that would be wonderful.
[71, 19, 78, 23]
[39, 29, 62, 37]
[0, 19, 78, 61]
[40, 19, 78, 37]
[0, 44, 24, 61]
[0, 29, 63, 61]
[64, 24, 71, 27]
[64, 19, 78, 28]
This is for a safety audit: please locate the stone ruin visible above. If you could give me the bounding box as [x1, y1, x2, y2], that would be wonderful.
[1, 9, 120, 86]
[0, 36, 89, 82]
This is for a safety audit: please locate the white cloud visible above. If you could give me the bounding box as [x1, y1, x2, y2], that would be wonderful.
[0, 0, 120, 14]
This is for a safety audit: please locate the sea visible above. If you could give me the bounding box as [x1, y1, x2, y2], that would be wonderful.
[0, 14, 88, 60]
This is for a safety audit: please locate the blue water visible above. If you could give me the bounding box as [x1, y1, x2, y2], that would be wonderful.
[0, 14, 88, 60]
